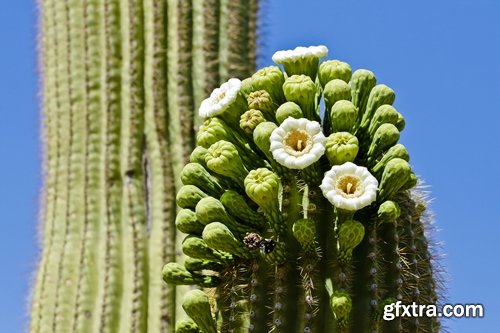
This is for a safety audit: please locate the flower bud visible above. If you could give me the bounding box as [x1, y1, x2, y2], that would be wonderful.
[184, 257, 225, 273]
[176, 185, 208, 209]
[196, 117, 234, 149]
[205, 140, 248, 185]
[162, 263, 220, 287]
[292, 218, 317, 252]
[378, 158, 412, 201]
[370, 143, 410, 177]
[244, 168, 280, 214]
[350, 69, 376, 123]
[176, 208, 205, 235]
[240, 109, 266, 135]
[338, 220, 365, 262]
[318, 59, 352, 87]
[377, 200, 401, 224]
[366, 123, 400, 164]
[401, 171, 417, 190]
[253, 121, 278, 161]
[247, 90, 276, 120]
[203, 222, 250, 258]
[275, 102, 303, 124]
[325, 132, 359, 165]
[251, 66, 285, 104]
[182, 290, 218, 333]
[283, 74, 317, 120]
[272, 45, 328, 79]
[360, 84, 396, 131]
[195, 196, 252, 236]
[330, 100, 358, 133]
[220, 190, 265, 229]
[240, 77, 254, 97]
[182, 235, 231, 263]
[368, 105, 402, 138]
[175, 319, 201, 333]
[323, 79, 352, 116]
[190, 146, 209, 167]
[181, 163, 224, 197]
[330, 291, 352, 329]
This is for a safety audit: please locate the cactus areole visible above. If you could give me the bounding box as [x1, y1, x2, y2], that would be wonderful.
[165, 45, 441, 333]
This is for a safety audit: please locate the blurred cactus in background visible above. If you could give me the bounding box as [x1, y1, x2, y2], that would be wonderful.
[31, 1, 259, 332]
[164, 45, 443, 333]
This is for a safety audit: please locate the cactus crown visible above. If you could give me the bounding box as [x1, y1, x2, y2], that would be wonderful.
[165, 45, 441, 333]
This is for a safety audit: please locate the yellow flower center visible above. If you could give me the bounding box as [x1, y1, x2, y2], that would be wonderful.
[336, 175, 362, 198]
[283, 129, 313, 156]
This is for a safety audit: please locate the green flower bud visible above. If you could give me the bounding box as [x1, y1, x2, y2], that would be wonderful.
[368, 105, 403, 138]
[292, 218, 317, 252]
[251, 66, 285, 104]
[371, 143, 410, 177]
[244, 168, 281, 215]
[196, 117, 234, 149]
[263, 240, 287, 265]
[325, 132, 359, 165]
[283, 74, 318, 120]
[396, 111, 406, 131]
[175, 319, 201, 333]
[330, 291, 352, 329]
[182, 290, 218, 333]
[184, 257, 225, 273]
[366, 123, 400, 164]
[202, 222, 250, 258]
[330, 100, 358, 133]
[176, 208, 205, 235]
[176, 185, 208, 209]
[247, 90, 276, 120]
[377, 200, 401, 224]
[182, 235, 232, 262]
[350, 69, 376, 124]
[253, 121, 278, 161]
[195, 196, 252, 236]
[205, 140, 248, 185]
[162, 262, 220, 287]
[220, 190, 265, 229]
[190, 146, 209, 167]
[318, 60, 352, 87]
[338, 220, 365, 262]
[180, 162, 224, 197]
[360, 84, 396, 131]
[379, 158, 412, 201]
[240, 77, 254, 97]
[401, 171, 418, 190]
[240, 109, 266, 135]
[275, 101, 303, 124]
[323, 79, 352, 115]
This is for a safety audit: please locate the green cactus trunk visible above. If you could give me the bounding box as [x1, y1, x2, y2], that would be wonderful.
[164, 47, 443, 333]
[31, 1, 259, 332]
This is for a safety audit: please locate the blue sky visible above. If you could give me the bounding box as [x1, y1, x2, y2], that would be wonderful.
[1, 0, 499, 332]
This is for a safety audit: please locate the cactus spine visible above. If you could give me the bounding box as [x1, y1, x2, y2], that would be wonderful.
[31, 1, 259, 332]
[164, 45, 443, 332]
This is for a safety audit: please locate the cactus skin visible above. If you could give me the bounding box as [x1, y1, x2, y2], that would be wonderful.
[164, 46, 443, 333]
[32, 1, 259, 332]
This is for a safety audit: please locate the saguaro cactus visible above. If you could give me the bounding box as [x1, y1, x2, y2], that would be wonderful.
[31, 1, 259, 332]
[163, 45, 442, 332]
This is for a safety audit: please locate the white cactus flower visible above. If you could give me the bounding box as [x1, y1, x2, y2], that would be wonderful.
[272, 45, 328, 64]
[320, 162, 378, 211]
[199, 78, 242, 118]
[269, 117, 326, 169]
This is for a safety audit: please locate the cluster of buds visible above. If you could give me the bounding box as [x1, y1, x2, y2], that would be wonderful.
[163, 45, 432, 333]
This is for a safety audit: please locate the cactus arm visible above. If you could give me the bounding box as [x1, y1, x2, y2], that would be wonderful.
[118, 0, 148, 332]
[191, 0, 205, 129]
[31, 1, 62, 331]
[51, 0, 89, 331]
[143, 0, 177, 332]
[247, 0, 258, 75]
[202, 0, 221, 96]
[227, 0, 252, 78]
[72, 0, 104, 332]
[218, 0, 229, 81]
[92, 0, 124, 331]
